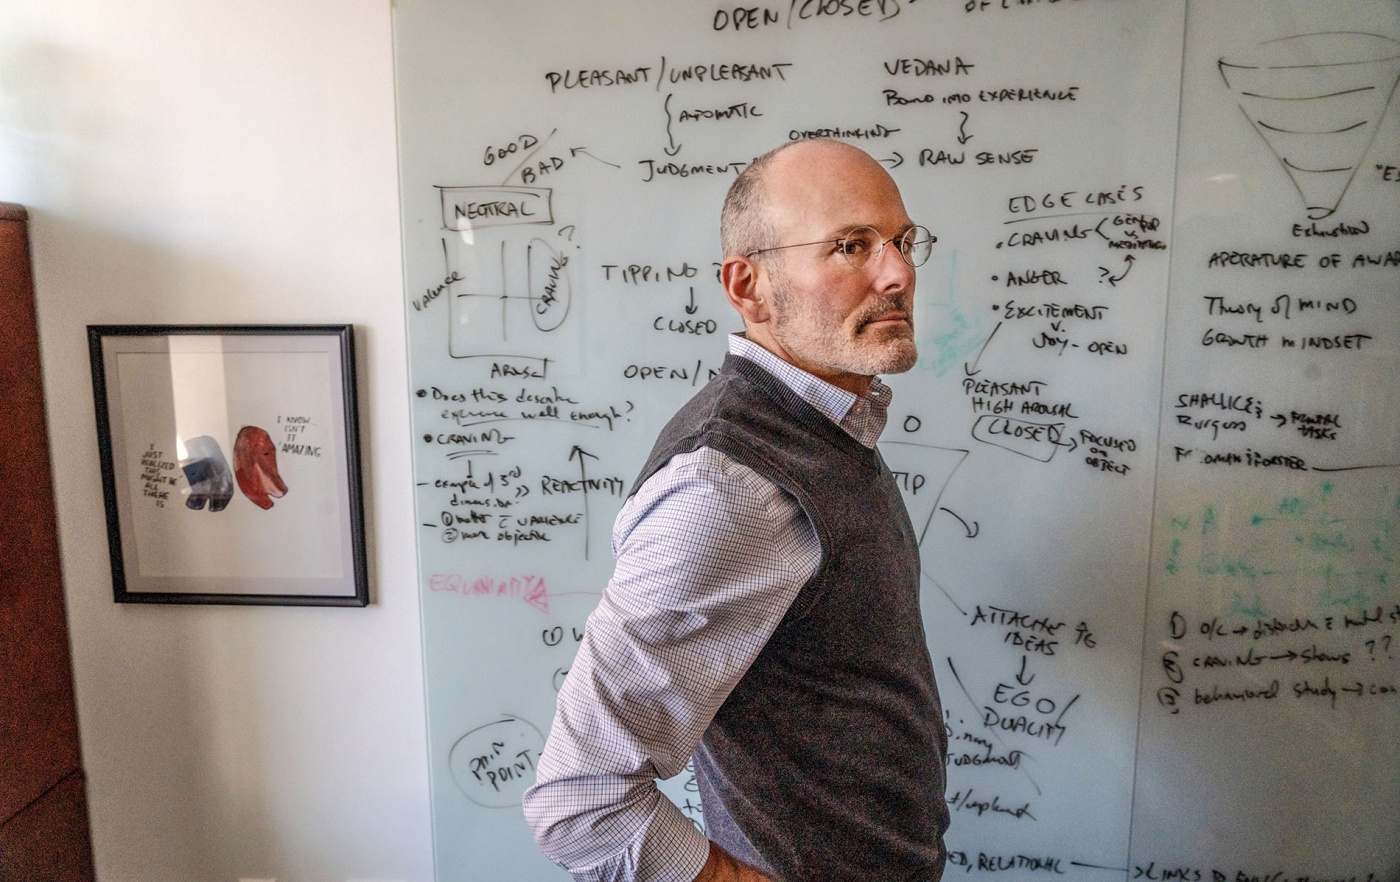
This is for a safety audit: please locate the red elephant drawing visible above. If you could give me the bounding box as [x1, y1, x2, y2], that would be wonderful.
[234, 425, 287, 510]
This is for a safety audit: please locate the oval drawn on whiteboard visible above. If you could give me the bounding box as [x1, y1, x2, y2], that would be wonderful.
[527, 238, 572, 332]
[448, 715, 546, 807]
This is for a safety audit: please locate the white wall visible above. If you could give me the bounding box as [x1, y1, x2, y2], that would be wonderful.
[0, 2, 435, 880]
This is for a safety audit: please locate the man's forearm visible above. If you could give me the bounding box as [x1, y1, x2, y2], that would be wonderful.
[694, 842, 774, 882]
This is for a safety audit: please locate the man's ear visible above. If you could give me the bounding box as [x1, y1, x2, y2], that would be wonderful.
[721, 255, 771, 325]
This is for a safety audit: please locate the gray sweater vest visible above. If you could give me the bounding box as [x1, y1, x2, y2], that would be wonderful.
[631, 354, 949, 882]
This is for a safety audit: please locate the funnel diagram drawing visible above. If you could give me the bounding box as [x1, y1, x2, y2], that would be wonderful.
[1220, 32, 1400, 220]
[879, 442, 971, 548]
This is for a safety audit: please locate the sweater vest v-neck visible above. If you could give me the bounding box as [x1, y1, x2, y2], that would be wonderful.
[631, 354, 949, 882]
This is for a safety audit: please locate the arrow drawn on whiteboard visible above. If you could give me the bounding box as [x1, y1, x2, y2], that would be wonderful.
[957, 111, 973, 145]
[881, 442, 968, 548]
[963, 320, 1002, 377]
[881, 151, 905, 169]
[1015, 655, 1035, 686]
[663, 93, 683, 156]
[1050, 429, 1079, 453]
[558, 225, 577, 241]
[1098, 254, 1135, 286]
[939, 507, 980, 538]
[569, 445, 599, 561]
[685, 287, 698, 315]
[570, 147, 622, 169]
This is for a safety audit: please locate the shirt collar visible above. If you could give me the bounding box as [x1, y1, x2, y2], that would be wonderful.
[728, 334, 891, 448]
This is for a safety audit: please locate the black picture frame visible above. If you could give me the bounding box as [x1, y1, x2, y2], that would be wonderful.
[87, 324, 368, 606]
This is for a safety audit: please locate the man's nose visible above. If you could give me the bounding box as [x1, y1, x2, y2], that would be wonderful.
[871, 238, 917, 290]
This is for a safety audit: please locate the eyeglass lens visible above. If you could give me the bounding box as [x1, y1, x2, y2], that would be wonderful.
[841, 226, 934, 269]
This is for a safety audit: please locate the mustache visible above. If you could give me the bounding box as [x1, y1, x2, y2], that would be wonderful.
[855, 293, 914, 329]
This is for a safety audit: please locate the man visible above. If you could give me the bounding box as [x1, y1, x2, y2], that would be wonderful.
[523, 139, 949, 882]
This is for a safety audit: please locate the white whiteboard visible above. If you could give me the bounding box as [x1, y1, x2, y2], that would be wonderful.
[392, 1, 1400, 879]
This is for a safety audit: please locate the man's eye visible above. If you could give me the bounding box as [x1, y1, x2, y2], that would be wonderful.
[838, 235, 873, 254]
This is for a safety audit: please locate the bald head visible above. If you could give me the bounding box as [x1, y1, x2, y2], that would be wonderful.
[720, 140, 899, 260]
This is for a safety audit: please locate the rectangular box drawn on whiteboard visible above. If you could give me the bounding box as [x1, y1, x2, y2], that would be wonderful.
[438, 186, 555, 234]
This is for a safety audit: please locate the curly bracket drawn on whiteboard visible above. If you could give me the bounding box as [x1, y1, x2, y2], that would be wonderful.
[663, 92, 683, 156]
[1220, 32, 1400, 220]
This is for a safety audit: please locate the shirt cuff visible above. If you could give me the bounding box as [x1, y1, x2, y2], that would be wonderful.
[631, 796, 711, 882]
[558, 789, 711, 882]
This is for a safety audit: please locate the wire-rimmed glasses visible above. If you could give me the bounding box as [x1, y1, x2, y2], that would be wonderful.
[745, 225, 936, 270]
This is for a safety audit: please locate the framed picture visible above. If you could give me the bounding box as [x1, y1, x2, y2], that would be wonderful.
[87, 325, 368, 606]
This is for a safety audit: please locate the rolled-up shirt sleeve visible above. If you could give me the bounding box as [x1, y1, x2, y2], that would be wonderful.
[522, 447, 819, 882]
